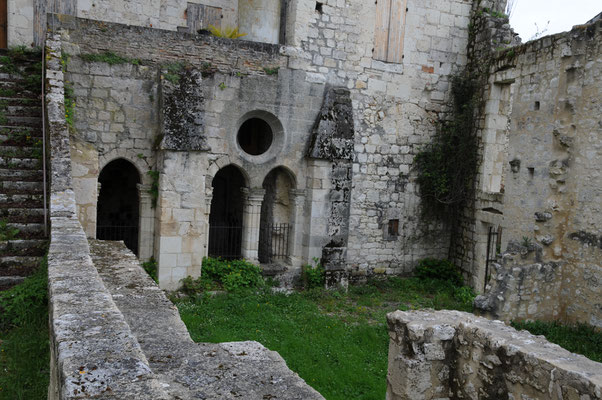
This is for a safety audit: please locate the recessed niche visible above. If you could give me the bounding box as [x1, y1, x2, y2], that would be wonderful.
[315, 2, 323, 13]
[534, 101, 540, 110]
[237, 118, 273, 156]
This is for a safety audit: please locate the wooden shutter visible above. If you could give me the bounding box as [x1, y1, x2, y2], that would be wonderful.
[374, 0, 407, 63]
[187, 3, 222, 33]
[374, 0, 392, 61]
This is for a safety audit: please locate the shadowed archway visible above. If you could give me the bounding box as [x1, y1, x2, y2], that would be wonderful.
[97, 159, 141, 255]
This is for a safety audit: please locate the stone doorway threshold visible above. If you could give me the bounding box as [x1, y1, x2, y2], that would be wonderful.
[89, 240, 323, 399]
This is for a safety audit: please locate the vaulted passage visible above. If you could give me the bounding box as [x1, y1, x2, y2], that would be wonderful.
[208, 165, 246, 259]
[97, 159, 140, 255]
[259, 167, 294, 264]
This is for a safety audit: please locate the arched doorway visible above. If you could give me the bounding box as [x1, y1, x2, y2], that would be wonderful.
[259, 167, 295, 264]
[208, 165, 246, 259]
[97, 159, 141, 255]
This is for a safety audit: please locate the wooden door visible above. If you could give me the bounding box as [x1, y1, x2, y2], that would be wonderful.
[0, 0, 7, 49]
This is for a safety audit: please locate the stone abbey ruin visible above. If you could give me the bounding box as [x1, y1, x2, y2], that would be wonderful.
[2, 0, 601, 398]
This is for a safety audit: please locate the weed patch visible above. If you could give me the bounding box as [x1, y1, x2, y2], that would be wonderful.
[80, 51, 141, 65]
[0, 258, 49, 399]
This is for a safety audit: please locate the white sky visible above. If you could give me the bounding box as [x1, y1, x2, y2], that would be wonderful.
[509, 0, 601, 42]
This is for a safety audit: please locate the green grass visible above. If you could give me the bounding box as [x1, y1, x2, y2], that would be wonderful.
[0, 259, 49, 399]
[511, 320, 602, 363]
[176, 277, 475, 400]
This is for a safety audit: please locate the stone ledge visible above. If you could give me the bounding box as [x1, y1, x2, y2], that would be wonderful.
[387, 310, 602, 400]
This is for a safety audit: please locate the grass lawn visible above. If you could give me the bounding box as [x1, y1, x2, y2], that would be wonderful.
[175, 277, 475, 400]
[511, 320, 602, 363]
[0, 261, 49, 400]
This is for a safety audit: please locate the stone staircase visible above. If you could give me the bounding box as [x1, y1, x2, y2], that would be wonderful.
[0, 48, 47, 290]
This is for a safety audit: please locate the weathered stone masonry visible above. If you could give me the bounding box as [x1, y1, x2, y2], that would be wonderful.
[386, 310, 602, 400]
[475, 19, 602, 328]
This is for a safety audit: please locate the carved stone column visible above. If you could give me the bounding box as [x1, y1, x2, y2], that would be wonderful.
[202, 184, 213, 260]
[137, 183, 154, 261]
[241, 188, 265, 263]
[288, 188, 306, 267]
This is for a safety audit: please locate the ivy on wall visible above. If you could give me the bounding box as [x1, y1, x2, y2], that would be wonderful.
[414, 72, 480, 222]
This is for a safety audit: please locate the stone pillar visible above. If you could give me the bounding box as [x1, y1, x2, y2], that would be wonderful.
[202, 184, 213, 260]
[288, 188, 306, 268]
[137, 183, 154, 262]
[303, 159, 331, 263]
[241, 188, 265, 263]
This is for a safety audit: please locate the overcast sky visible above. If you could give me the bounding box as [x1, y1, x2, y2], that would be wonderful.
[509, 0, 601, 42]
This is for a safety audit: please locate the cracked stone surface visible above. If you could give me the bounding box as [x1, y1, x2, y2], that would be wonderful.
[89, 240, 323, 400]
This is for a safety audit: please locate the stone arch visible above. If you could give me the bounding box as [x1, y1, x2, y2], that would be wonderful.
[207, 164, 248, 259]
[206, 156, 250, 192]
[98, 148, 151, 185]
[258, 166, 297, 264]
[97, 158, 141, 255]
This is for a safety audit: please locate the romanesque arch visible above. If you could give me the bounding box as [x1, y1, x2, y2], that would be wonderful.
[208, 164, 248, 259]
[97, 158, 141, 255]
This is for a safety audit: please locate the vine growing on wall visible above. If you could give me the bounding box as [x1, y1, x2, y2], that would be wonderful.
[414, 72, 480, 222]
[137, 154, 159, 208]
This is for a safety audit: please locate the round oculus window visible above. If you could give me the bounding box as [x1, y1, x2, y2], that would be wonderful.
[237, 118, 273, 156]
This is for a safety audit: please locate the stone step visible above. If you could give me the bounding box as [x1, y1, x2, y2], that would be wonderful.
[0, 222, 45, 239]
[0, 199, 44, 210]
[0, 275, 25, 290]
[0, 96, 40, 106]
[0, 144, 42, 156]
[0, 115, 42, 128]
[0, 192, 43, 204]
[0, 206, 44, 218]
[1, 213, 44, 224]
[0, 239, 47, 257]
[0, 168, 44, 181]
[0, 156, 41, 169]
[0, 255, 42, 276]
[2, 104, 42, 117]
[0, 180, 43, 192]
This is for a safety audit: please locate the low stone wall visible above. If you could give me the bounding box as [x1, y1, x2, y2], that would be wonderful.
[387, 310, 602, 400]
[46, 31, 170, 400]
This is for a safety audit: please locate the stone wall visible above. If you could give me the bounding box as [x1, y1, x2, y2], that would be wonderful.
[53, 0, 485, 287]
[475, 20, 602, 327]
[387, 310, 602, 400]
[8, 0, 34, 46]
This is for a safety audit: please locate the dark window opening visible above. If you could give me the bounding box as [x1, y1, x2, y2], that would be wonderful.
[208, 166, 245, 259]
[387, 219, 399, 238]
[238, 118, 273, 156]
[97, 159, 141, 255]
[388, 219, 399, 237]
[315, 2, 323, 13]
[534, 101, 540, 110]
[528, 167, 535, 177]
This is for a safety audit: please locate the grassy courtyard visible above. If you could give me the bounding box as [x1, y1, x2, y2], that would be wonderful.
[175, 275, 475, 400]
[0, 261, 49, 400]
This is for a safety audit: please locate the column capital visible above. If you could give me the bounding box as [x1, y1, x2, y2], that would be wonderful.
[241, 187, 265, 202]
[137, 183, 152, 199]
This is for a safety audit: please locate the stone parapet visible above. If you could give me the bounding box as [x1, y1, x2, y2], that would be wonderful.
[386, 310, 602, 400]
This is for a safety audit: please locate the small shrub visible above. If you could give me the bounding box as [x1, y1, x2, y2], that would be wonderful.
[208, 25, 247, 39]
[263, 66, 280, 75]
[182, 258, 264, 294]
[141, 257, 158, 283]
[303, 259, 325, 289]
[0, 257, 47, 330]
[415, 258, 464, 286]
[453, 285, 476, 305]
[0, 219, 19, 241]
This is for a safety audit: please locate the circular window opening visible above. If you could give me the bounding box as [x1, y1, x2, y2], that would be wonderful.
[237, 118, 273, 156]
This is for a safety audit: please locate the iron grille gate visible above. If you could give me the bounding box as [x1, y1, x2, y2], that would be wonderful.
[484, 226, 502, 291]
[259, 223, 291, 264]
[97, 225, 139, 255]
[208, 226, 243, 260]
